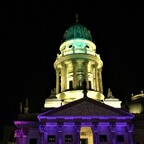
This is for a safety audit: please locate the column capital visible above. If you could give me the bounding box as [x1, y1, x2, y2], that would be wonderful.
[92, 123, 98, 132]
[39, 124, 46, 132]
[126, 124, 134, 132]
[57, 119, 64, 132]
[75, 121, 81, 132]
[15, 129, 22, 137]
[58, 124, 63, 132]
[109, 122, 116, 132]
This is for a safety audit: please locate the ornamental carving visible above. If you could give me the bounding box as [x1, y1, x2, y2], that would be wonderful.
[39, 124, 46, 132]
[126, 124, 134, 132]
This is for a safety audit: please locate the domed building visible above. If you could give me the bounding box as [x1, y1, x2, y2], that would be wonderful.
[11, 17, 144, 144]
[122, 90, 144, 143]
[45, 18, 105, 107]
[129, 90, 144, 114]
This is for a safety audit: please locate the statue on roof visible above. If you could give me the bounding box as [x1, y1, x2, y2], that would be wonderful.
[49, 88, 56, 98]
[107, 88, 115, 98]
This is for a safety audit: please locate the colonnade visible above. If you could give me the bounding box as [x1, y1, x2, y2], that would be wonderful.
[55, 59, 103, 95]
[14, 122, 134, 144]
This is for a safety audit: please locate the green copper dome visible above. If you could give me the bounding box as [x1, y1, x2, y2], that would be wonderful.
[63, 22, 92, 41]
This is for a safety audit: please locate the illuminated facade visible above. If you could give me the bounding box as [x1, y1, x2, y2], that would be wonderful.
[44, 19, 121, 109]
[13, 18, 143, 144]
[124, 91, 144, 143]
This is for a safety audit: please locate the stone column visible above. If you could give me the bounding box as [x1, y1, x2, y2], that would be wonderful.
[92, 65, 95, 90]
[84, 60, 89, 89]
[23, 135, 28, 144]
[40, 132, 44, 144]
[95, 68, 99, 92]
[56, 69, 60, 94]
[61, 64, 66, 92]
[73, 60, 77, 89]
[39, 124, 45, 144]
[65, 65, 67, 90]
[18, 134, 23, 144]
[75, 122, 81, 144]
[22, 128, 28, 144]
[126, 124, 134, 144]
[92, 123, 99, 144]
[98, 68, 103, 93]
[58, 122, 64, 144]
[110, 123, 116, 144]
[15, 130, 22, 144]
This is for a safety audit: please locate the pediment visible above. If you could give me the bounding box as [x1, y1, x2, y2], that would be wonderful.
[38, 97, 133, 118]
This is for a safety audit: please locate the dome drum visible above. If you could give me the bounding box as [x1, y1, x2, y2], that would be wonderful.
[56, 90, 105, 102]
[59, 39, 96, 56]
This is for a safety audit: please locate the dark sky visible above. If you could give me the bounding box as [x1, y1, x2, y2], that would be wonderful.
[1, 1, 144, 138]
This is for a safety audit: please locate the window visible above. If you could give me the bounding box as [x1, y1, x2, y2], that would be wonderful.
[99, 135, 107, 142]
[69, 45, 73, 48]
[47, 135, 56, 142]
[65, 135, 73, 142]
[117, 135, 124, 142]
[29, 138, 37, 144]
[86, 45, 89, 48]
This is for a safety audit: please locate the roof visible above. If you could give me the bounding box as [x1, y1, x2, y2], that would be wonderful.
[63, 22, 92, 41]
[38, 97, 134, 121]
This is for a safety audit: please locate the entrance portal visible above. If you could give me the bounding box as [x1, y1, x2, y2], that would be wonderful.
[80, 138, 88, 144]
[80, 127, 93, 144]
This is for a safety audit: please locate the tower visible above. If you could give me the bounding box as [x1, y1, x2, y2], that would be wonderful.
[45, 17, 105, 107]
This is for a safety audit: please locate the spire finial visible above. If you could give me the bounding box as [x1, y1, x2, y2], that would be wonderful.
[75, 13, 79, 22]
[107, 88, 115, 98]
[131, 93, 134, 97]
[26, 97, 29, 107]
[20, 101, 22, 114]
[24, 97, 29, 114]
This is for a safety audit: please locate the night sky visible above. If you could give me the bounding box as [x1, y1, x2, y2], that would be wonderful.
[1, 1, 144, 138]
